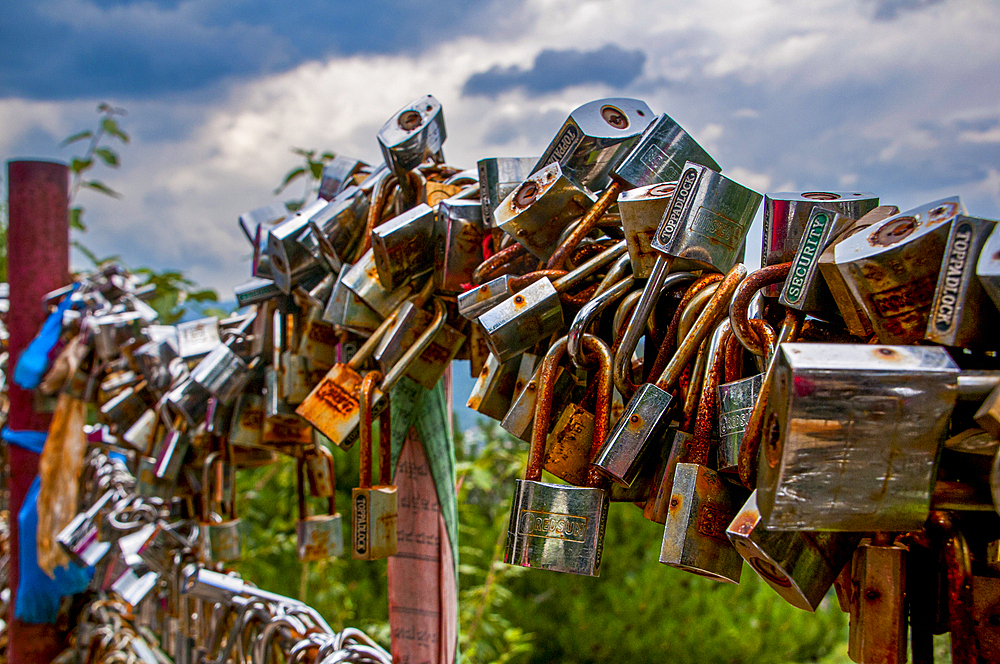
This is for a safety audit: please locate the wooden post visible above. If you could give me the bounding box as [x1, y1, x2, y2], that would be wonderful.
[5, 160, 70, 663]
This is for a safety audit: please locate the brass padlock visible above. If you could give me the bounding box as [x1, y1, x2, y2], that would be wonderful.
[504, 334, 612, 577]
[531, 97, 654, 193]
[832, 197, 964, 343]
[200, 453, 242, 562]
[757, 343, 959, 531]
[352, 371, 397, 560]
[297, 451, 343, 561]
[726, 490, 860, 611]
[761, 190, 879, 297]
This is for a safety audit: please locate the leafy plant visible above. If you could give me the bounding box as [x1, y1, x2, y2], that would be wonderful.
[61, 102, 129, 235]
[274, 148, 336, 211]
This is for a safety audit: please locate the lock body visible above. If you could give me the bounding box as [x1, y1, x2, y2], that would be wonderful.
[298, 514, 344, 561]
[848, 543, 907, 664]
[372, 203, 436, 291]
[478, 157, 537, 226]
[716, 373, 763, 474]
[758, 343, 959, 531]
[478, 278, 564, 363]
[352, 486, 398, 561]
[727, 490, 860, 611]
[435, 198, 485, 293]
[504, 479, 608, 577]
[612, 113, 720, 190]
[659, 463, 744, 583]
[593, 382, 674, 487]
[618, 181, 677, 278]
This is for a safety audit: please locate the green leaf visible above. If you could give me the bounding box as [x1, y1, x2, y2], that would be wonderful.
[83, 180, 122, 198]
[285, 200, 303, 212]
[102, 117, 130, 143]
[309, 160, 324, 180]
[94, 148, 119, 167]
[187, 288, 219, 302]
[60, 130, 93, 147]
[70, 157, 93, 174]
[69, 206, 87, 231]
[291, 147, 315, 158]
[273, 167, 306, 195]
[320, 152, 336, 161]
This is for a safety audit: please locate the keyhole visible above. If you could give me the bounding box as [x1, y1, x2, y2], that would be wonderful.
[398, 110, 421, 131]
[601, 105, 628, 129]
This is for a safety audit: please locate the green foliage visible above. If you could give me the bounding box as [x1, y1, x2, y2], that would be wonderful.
[275, 148, 336, 211]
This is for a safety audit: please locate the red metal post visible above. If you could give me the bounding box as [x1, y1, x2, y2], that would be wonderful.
[6, 160, 70, 663]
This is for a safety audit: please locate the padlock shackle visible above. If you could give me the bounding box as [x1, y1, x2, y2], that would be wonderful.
[613, 262, 696, 397]
[593, 252, 633, 299]
[676, 282, 720, 347]
[645, 273, 724, 387]
[527, 337, 569, 483]
[729, 262, 791, 356]
[381, 298, 446, 394]
[568, 275, 634, 363]
[581, 335, 614, 489]
[655, 263, 747, 391]
[737, 308, 804, 490]
[685, 320, 731, 466]
[472, 242, 528, 285]
[552, 239, 626, 293]
[359, 370, 392, 488]
[346, 301, 404, 372]
[356, 170, 398, 261]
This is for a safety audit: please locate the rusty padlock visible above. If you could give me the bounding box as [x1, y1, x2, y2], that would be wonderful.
[353, 371, 397, 560]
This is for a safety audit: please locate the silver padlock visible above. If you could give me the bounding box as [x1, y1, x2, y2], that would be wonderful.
[478, 156, 537, 226]
[726, 490, 860, 611]
[778, 207, 860, 318]
[377, 95, 446, 204]
[757, 343, 959, 531]
[200, 453, 242, 562]
[373, 296, 466, 391]
[176, 317, 221, 360]
[318, 156, 368, 200]
[832, 197, 964, 343]
[611, 112, 720, 191]
[494, 162, 595, 260]
[504, 335, 611, 577]
[343, 248, 413, 317]
[925, 215, 1000, 348]
[477, 277, 563, 363]
[467, 353, 523, 421]
[531, 97, 654, 193]
[307, 185, 371, 270]
[268, 198, 331, 295]
[189, 342, 251, 406]
[761, 190, 879, 297]
[435, 198, 485, 293]
[371, 203, 436, 290]
[618, 181, 677, 278]
[297, 452, 343, 561]
[457, 275, 513, 321]
[229, 393, 264, 449]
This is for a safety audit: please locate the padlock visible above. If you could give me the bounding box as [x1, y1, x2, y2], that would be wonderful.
[531, 97, 654, 193]
[297, 452, 343, 561]
[133, 337, 181, 394]
[267, 198, 330, 295]
[504, 334, 611, 577]
[378, 94, 446, 173]
[325, 263, 383, 335]
[977, 223, 1000, 311]
[57, 488, 119, 567]
[200, 453, 242, 562]
[816, 205, 900, 337]
[435, 198, 485, 293]
[761, 190, 879, 297]
[726, 490, 860, 611]
[342, 248, 413, 317]
[176, 317, 222, 360]
[262, 366, 313, 451]
[318, 156, 369, 201]
[467, 352, 523, 421]
[373, 289, 466, 390]
[778, 206, 862, 318]
[494, 162, 595, 260]
[757, 343, 959, 531]
[595, 264, 746, 487]
[298, 298, 446, 449]
[371, 203, 437, 291]
[188, 342, 251, 406]
[478, 240, 627, 363]
[100, 380, 152, 434]
[458, 275, 513, 321]
[306, 185, 371, 270]
[478, 156, 538, 226]
[280, 349, 312, 405]
[618, 181, 677, 278]
[297, 305, 339, 369]
[501, 352, 571, 442]
[847, 540, 907, 664]
[228, 393, 264, 449]
[925, 215, 1000, 347]
[238, 201, 287, 249]
[611, 112, 720, 192]
[353, 371, 397, 560]
[93, 310, 145, 361]
[111, 567, 161, 610]
[650, 162, 763, 273]
[162, 377, 212, 428]
[833, 197, 964, 343]
[123, 407, 159, 453]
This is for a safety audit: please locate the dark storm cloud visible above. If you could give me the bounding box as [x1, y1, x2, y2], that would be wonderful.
[0, 0, 524, 100]
[462, 45, 647, 97]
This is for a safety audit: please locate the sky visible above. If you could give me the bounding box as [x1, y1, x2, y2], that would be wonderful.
[3, 0, 1000, 298]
